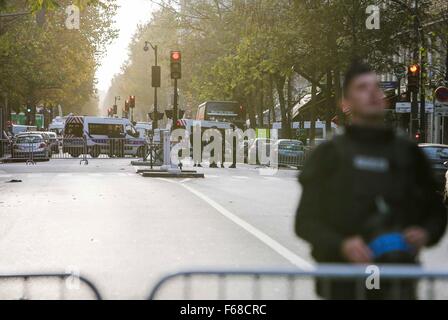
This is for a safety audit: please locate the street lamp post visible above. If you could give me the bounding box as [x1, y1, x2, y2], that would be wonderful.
[144, 41, 159, 129]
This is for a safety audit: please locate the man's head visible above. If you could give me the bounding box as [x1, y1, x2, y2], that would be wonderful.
[342, 61, 386, 123]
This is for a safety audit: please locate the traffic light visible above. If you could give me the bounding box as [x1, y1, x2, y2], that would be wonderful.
[170, 51, 182, 79]
[25, 106, 36, 125]
[107, 107, 113, 117]
[152, 66, 161, 88]
[165, 109, 173, 119]
[415, 130, 421, 142]
[148, 111, 165, 121]
[407, 64, 420, 91]
[165, 109, 185, 119]
[129, 96, 136, 109]
[125, 100, 130, 112]
[26, 106, 32, 125]
[113, 104, 118, 115]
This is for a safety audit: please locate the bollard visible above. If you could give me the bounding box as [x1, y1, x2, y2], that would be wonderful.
[161, 130, 180, 174]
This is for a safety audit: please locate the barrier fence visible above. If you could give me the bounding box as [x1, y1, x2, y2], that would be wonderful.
[0, 273, 102, 300]
[0, 138, 149, 163]
[147, 265, 448, 300]
[1, 135, 312, 170]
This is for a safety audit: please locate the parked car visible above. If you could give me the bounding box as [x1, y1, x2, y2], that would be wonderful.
[245, 138, 272, 165]
[11, 125, 37, 136]
[419, 144, 448, 191]
[17, 131, 59, 154]
[43, 132, 59, 154]
[12, 134, 51, 161]
[275, 139, 305, 169]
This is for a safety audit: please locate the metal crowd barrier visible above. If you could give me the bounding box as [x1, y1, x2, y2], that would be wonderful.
[277, 147, 313, 169]
[147, 265, 448, 300]
[277, 151, 307, 168]
[0, 272, 102, 300]
[0, 137, 149, 163]
[0, 138, 41, 164]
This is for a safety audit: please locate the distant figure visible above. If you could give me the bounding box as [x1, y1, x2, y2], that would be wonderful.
[295, 61, 447, 300]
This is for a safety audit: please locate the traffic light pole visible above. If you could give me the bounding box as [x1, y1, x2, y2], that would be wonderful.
[416, 0, 426, 142]
[173, 79, 178, 130]
[153, 45, 159, 130]
[419, 57, 426, 142]
[170, 50, 182, 130]
[411, 89, 419, 137]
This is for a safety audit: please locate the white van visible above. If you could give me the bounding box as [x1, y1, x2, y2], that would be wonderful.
[48, 117, 66, 136]
[135, 122, 152, 139]
[12, 125, 37, 136]
[63, 116, 147, 158]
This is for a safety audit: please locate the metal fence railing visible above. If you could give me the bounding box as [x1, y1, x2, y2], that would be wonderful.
[0, 273, 102, 300]
[147, 265, 448, 300]
[277, 151, 307, 169]
[0, 137, 150, 163]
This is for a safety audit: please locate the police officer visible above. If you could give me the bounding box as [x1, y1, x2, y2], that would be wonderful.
[295, 61, 447, 300]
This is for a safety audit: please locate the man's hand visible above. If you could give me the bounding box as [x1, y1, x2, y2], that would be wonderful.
[404, 227, 429, 250]
[341, 236, 373, 264]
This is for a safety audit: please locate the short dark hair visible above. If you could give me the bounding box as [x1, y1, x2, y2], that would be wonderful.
[343, 61, 374, 97]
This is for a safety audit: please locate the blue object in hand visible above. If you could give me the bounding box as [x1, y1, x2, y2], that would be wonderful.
[368, 232, 412, 259]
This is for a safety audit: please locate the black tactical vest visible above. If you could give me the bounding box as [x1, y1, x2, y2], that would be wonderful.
[330, 130, 420, 238]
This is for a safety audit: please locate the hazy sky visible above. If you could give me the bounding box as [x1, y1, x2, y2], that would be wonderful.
[96, 0, 155, 93]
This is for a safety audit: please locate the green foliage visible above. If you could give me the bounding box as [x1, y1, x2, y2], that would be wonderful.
[0, 0, 118, 115]
[106, 0, 447, 127]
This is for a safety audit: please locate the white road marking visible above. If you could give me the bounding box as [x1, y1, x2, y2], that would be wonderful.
[264, 177, 282, 181]
[88, 173, 103, 177]
[232, 176, 249, 179]
[205, 175, 219, 179]
[27, 174, 43, 178]
[116, 173, 128, 177]
[180, 178, 192, 184]
[57, 173, 73, 177]
[0, 174, 12, 178]
[160, 179, 314, 270]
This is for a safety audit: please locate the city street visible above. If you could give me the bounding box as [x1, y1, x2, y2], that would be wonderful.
[0, 159, 447, 299]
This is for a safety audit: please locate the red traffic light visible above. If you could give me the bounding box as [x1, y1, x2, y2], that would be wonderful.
[125, 100, 130, 112]
[408, 64, 420, 75]
[170, 51, 182, 79]
[171, 51, 181, 61]
[415, 131, 421, 141]
[129, 96, 136, 108]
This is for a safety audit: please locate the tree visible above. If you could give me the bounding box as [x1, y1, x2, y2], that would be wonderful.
[0, 0, 118, 116]
[106, 0, 447, 138]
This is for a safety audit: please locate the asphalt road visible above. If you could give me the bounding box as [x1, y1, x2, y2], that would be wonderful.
[0, 159, 447, 299]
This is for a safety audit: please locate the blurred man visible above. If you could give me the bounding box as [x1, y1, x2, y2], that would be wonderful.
[295, 61, 447, 299]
